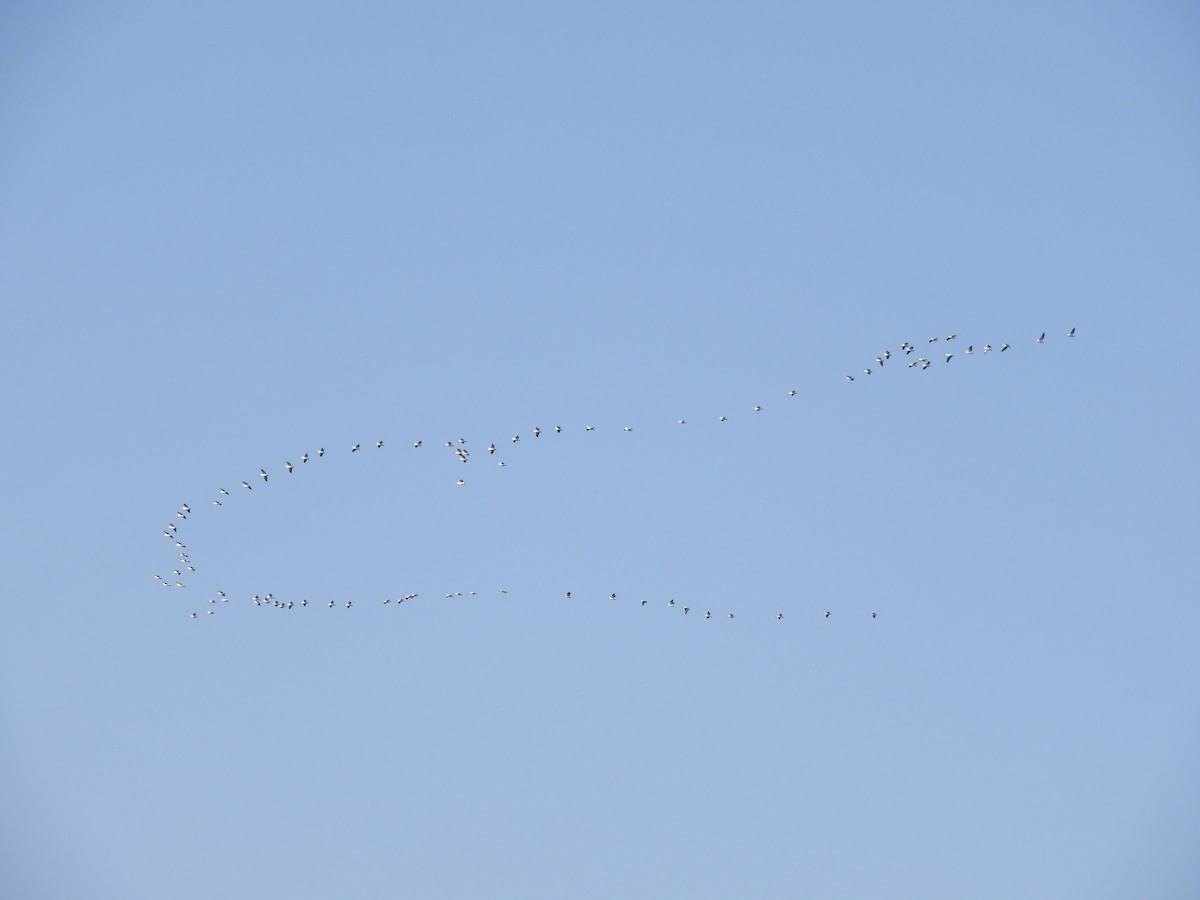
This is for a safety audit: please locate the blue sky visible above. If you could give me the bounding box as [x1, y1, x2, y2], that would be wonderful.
[2, 2, 1198, 897]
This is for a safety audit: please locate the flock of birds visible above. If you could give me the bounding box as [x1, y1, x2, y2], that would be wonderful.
[157, 328, 1076, 623]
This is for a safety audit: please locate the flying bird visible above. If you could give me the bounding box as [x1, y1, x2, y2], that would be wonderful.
[754, 405, 763, 412]
[259, 469, 268, 481]
[533, 427, 541, 438]
[285, 461, 293, 473]
[351, 444, 360, 452]
[1065, 327, 1075, 337]
[1001, 343, 1010, 351]
[318, 448, 325, 457]
[241, 482, 252, 490]
[1036, 333, 1045, 343]
[301, 453, 309, 463]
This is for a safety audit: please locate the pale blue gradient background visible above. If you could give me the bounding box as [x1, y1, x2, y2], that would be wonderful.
[2, 3, 1198, 898]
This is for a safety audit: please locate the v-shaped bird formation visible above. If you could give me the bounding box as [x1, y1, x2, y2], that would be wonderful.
[157, 328, 1077, 623]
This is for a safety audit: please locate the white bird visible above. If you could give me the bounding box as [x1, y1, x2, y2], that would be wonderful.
[726, 613, 734, 619]
[824, 611, 831, 618]
[846, 375, 855, 381]
[260, 469, 268, 481]
[704, 610, 710, 619]
[1001, 343, 1010, 351]
[176, 512, 187, 519]
[882, 351, 891, 360]
[565, 592, 571, 599]
[677, 419, 686, 425]
[219, 488, 229, 495]
[351, 444, 360, 452]
[533, 427, 541, 438]
[609, 593, 617, 601]
[870, 611, 877, 618]
[488, 444, 496, 454]
[497, 461, 506, 467]
[719, 415, 728, 421]
[965, 346, 973, 355]
[301, 453, 309, 463]
[908, 362, 918, 368]
[285, 461, 293, 473]
[376, 440, 383, 448]
[640, 599, 648, 606]
[623, 426, 633, 432]
[776, 613, 783, 620]
[212, 500, 222, 506]
[585, 425, 595, 431]
[788, 389, 798, 396]
[683, 607, 689, 614]
[945, 353, 953, 362]
[181, 504, 190, 513]
[190, 612, 197, 619]
[318, 448, 325, 457]
[946, 334, 957, 341]
[555, 426, 562, 433]
[512, 435, 520, 443]
[242, 481, 252, 490]
[1036, 332, 1045, 343]
[928, 336, 939, 343]
[301, 598, 307, 607]
[499, 588, 508, 594]
[921, 360, 931, 369]
[668, 599, 675, 607]
[864, 369, 871, 375]
[346, 601, 352, 608]
[1065, 327, 1075, 337]
[328, 600, 335, 608]
[754, 405, 763, 412]
[983, 344, 992, 353]
[456, 479, 465, 485]
[414, 440, 422, 447]
[875, 357, 884, 367]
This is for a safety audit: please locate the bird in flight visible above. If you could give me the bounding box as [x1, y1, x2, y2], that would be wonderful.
[1036, 333, 1045, 343]
[1001, 343, 1011, 351]
[285, 461, 293, 474]
[241, 481, 252, 490]
[1065, 327, 1075, 337]
[351, 444, 360, 452]
[376, 441, 384, 448]
[259, 469, 268, 482]
[318, 448, 325, 457]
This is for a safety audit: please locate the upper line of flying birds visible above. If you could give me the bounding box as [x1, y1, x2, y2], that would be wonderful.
[159, 327, 1076, 621]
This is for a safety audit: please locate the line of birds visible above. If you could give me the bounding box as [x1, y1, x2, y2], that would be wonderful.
[160, 327, 1075, 620]
[170, 582, 877, 622]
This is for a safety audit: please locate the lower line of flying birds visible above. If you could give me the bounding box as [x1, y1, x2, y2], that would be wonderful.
[160, 328, 1075, 620]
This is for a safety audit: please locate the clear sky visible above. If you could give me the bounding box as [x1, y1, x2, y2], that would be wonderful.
[2, 2, 1198, 898]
